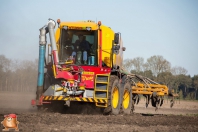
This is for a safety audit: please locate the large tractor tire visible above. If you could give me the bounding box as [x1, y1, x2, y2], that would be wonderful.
[122, 82, 133, 114]
[103, 75, 122, 115]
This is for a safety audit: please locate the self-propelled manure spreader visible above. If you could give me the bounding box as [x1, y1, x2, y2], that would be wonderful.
[31, 19, 176, 114]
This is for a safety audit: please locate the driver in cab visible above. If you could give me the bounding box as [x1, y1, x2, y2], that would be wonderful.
[72, 34, 90, 64]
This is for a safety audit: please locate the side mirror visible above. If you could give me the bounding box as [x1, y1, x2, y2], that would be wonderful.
[113, 45, 120, 55]
[113, 33, 121, 54]
[114, 33, 120, 44]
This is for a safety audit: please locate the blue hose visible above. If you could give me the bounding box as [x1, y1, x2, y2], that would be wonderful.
[37, 45, 46, 87]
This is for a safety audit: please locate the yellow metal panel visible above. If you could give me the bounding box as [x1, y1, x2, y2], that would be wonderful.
[42, 96, 109, 107]
[94, 74, 109, 101]
[95, 102, 107, 107]
[60, 21, 98, 30]
[52, 65, 56, 77]
[99, 99, 104, 103]
[55, 28, 60, 44]
[95, 89, 108, 92]
[63, 98, 69, 101]
[82, 98, 87, 102]
[88, 98, 93, 102]
[157, 92, 165, 96]
[44, 96, 49, 100]
[58, 96, 63, 100]
[55, 28, 60, 56]
[132, 82, 169, 96]
[54, 96, 58, 100]
[132, 91, 153, 94]
[76, 97, 81, 101]
[49, 96, 52, 100]
[100, 25, 114, 68]
[94, 99, 98, 102]
[96, 82, 108, 84]
[132, 87, 163, 92]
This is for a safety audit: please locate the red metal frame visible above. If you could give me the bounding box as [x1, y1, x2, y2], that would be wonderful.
[31, 95, 51, 107]
[52, 50, 58, 65]
[56, 70, 74, 80]
[78, 66, 111, 89]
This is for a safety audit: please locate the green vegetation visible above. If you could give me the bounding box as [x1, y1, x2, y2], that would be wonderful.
[185, 113, 198, 116]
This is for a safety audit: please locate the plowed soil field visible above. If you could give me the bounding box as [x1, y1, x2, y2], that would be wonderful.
[0, 92, 198, 132]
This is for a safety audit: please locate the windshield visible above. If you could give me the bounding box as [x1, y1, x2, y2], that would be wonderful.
[59, 29, 98, 66]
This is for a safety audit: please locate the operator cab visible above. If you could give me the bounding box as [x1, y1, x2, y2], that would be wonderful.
[59, 29, 98, 66]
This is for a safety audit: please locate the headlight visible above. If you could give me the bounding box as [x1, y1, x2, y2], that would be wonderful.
[63, 26, 68, 30]
[86, 27, 91, 31]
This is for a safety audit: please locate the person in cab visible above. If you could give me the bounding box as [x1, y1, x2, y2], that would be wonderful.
[72, 34, 90, 64]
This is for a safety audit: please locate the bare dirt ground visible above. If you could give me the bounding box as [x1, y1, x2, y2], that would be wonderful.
[0, 92, 198, 132]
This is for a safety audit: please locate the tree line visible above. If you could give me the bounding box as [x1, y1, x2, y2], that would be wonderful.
[0, 55, 38, 92]
[123, 55, 198, 100]
[0, 54, 197, 100]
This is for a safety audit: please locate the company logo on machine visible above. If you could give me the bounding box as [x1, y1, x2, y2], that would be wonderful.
[1, 114, 19, 131]
[82, 71, 94, 75]
[81, 76, 94, 81]
[81, 71, 94, 81]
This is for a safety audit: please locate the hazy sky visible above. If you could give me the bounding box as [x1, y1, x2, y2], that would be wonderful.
[0, 0, 198, 76]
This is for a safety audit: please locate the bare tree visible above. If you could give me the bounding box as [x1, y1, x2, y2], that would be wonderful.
[0, 64, 3, 91]
[123, 57, 145, 73]
[0, 55, 38, 92]
[0, 55, 11, 91]
[131, 57, 144, 72]
[123, 59, 133, 72]
[145, 55, 171, 76]
[0, 55, 11, 72]
[171, 66, 188, 75]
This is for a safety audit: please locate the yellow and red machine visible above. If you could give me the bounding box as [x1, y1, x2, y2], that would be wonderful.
[31, 19, 176, 114]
